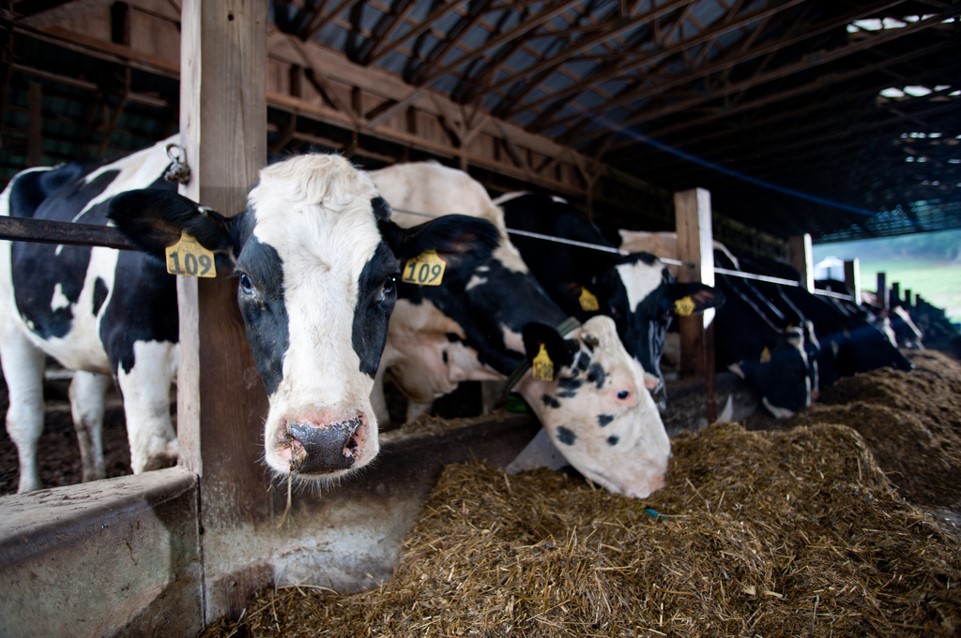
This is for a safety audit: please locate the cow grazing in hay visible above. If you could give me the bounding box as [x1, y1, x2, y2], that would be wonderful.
[368, 162, 671, 499]
[0, 139, 498, 493]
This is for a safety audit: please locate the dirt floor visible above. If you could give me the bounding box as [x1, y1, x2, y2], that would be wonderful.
[0, 372, 131, 495]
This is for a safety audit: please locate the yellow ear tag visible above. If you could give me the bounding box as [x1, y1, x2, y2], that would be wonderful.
[402, 249, 446, 286]
[674, 295, 696, 317]
[760, 347, 772, 363]
[579, 287, 600, 312]
[165, 230, 216, 278]
[532, 343, 555, 381]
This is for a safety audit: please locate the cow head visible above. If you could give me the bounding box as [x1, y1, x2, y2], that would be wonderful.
[108, 154, 497, 482]
[517, 315, 671, 499]
[730, 324, 814, 417]
[588, 252, 723, 407]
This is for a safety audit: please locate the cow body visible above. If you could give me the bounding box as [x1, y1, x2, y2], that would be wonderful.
[1, 139, 497, 492]
[369, 162, 670, 498]
[497, 194, 722, 407]
[612, 230, 814, 417]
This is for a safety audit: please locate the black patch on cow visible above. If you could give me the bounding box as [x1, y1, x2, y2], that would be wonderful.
[352, 240, 401, 378]
[606, 435, 619, 446]
[586, 363, 606, 388]
[575, 351, 591, 371]
[556, 426, 576, 446]
[597, 414, 614, 427]
[558, 375, 582, 391]
[92, 277, 108, 316]
[10, 167, 123, 340]
[102, 249, 178, 375]
[235, 236, 290, 396]
[371, 196, 391, 221]
[557, 390, 577, 398]
[542, 394, 560, 409]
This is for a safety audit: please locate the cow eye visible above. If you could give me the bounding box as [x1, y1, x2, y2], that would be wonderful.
[383, 273, 398, 295]
[238, 272, 254, 295]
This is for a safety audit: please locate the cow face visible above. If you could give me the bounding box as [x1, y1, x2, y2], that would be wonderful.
[730, 325, 814, 417]
[109, 154, 497, 483]
[518, 316, 670, 499]
[591, 252, 723, 406]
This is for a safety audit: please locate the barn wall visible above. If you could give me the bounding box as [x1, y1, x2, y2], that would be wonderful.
[0, 468, 202, 638]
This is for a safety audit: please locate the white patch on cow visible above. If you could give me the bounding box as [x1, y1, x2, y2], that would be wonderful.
[115, 340, 179, 473]
[28, 242, 118, 373]
[762, 397, 796, 419]
[517, 316, 670, 499]
[466, 274, 488, 290]
[50, 282, 71, 311]
[74, 138, 178, 223]
[615, 258, 667, 312]
[249, 155, 385, 477]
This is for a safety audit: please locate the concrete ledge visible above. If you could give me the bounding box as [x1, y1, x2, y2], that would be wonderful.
[0, 466, 202, 638]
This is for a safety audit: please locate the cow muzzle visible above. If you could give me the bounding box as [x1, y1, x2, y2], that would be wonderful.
[286, 415, 365, 474]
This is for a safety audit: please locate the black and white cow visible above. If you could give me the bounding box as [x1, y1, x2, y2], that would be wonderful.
[0, 139, 498, 492]
[746, 257, 912, 388]
[712, 251, 818, 417]
[611, 230, 815, 417]
[497, 193, 723, 408]
[368, 163, 671, 499]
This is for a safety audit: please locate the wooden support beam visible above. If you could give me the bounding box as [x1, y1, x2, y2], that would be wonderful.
[843, 258, 861, 305]
[788, 234, 813, 292]
[890, 281, 901, 309]
[877, 272, 888, 310]
[674, 188, 716, 423]
[178, 0, 270, 624]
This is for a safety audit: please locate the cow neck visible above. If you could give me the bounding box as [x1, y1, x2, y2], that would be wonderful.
[499, 316, 582, 402]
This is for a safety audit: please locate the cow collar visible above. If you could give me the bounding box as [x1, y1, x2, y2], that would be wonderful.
[500, 316, 582, 402]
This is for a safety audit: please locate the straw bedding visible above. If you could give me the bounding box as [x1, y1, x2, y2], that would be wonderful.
[202, 351, 961, 637]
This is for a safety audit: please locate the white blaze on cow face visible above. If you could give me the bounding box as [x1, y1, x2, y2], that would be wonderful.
[518, 316, 671, 499]
[241, 156, 390, 480]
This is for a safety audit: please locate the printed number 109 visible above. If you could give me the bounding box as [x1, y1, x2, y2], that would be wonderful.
[405, 261, 443, 285]
[169, 252, 213, 277]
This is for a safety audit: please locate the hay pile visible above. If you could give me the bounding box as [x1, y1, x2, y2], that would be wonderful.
[203, 353, 961, 637]
[789, 350, 961, 507]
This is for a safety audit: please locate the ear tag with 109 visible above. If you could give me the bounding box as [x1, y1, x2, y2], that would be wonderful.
[402, 249, 446, 286]
[165, 231, 216, 278]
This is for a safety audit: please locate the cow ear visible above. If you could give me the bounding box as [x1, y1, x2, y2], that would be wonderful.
[668, 282, 725, 316]
[108, 189, 238, 269]
[521, 322, 576, 380]
[379, 214, 499, 270]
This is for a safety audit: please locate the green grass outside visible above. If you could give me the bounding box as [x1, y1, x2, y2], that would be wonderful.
[858, 258, 961, 323]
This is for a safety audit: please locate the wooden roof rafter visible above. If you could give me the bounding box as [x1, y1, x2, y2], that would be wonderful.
[582, 9, 957, 155]
[520, 0, 810, 131]
[603, 37, 958, 163]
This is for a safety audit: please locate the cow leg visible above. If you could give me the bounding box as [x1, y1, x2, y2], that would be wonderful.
[115, 341, 179, 473]
[405, 400, 432, 423]
[0, 326, 47, 493]
[370, 364, 391, 425]
[69, 370, 111, 482]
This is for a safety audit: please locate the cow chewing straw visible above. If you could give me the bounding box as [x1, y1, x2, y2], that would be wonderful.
[202, 351, 961, 637]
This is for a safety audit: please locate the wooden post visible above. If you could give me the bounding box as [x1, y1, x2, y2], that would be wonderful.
[178, 0, 270, 624]
[843, 259, 861, 305]
[788, 233, 814, 292]
[877, 272, 888, 310]
[890, 282, 901, 308]
[904, 288, 913, 307]
[674, 188, 716, 422]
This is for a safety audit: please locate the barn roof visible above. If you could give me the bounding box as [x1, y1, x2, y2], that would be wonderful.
[2, 0, 960, 246]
